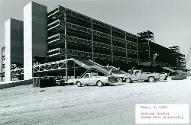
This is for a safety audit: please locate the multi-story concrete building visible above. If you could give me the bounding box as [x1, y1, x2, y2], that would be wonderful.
[0, 1, 186, 82]
[4, 18, 23, 82]
[24, 2, 47, 80]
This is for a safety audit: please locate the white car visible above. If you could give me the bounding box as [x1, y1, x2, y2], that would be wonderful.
[107, 67, 168, 83]
[124, 70, 168, 83]
[67, 72, 117, 87]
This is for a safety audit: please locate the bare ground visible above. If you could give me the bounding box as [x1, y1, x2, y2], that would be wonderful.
[0, 78, 191, 125]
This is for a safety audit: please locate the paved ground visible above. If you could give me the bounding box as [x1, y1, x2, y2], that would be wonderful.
[0, 78, 191, 125]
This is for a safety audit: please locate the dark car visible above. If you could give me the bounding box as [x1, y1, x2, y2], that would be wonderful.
[171, 74, 187, 80]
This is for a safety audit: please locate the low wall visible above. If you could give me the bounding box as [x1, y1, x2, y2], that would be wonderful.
[0, 79, 32, 89]
[33, 77, 57, 88]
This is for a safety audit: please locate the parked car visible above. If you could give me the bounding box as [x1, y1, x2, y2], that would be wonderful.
[107, 67, 168, 83]
[124, 70, 168, 83]
[67, 72, 117, 87]
[171, 74, 187, 80]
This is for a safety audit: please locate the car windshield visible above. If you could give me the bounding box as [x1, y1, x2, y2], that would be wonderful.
[84, 74, 89, 78]
[111, 69, 123, 74]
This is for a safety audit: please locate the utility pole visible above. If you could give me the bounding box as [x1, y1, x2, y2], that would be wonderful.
[64, 11, 68, 82]
[111, 26, 113, 63]
[147, 31, 151, 58]
[91, 19, 94, 61]
[136, 36, 139, 65]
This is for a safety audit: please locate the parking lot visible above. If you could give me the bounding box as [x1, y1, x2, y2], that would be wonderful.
[0, 78, 191, 125]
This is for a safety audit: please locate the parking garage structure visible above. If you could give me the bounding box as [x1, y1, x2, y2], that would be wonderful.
[46, 5, 138, 71]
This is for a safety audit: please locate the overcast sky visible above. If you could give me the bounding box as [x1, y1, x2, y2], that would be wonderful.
[0, 0, 191, 65]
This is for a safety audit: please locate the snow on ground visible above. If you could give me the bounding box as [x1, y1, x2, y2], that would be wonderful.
[0, 78, 191, 125]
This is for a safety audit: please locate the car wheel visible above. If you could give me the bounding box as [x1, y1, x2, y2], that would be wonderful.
[76, 81, 82, 87]
[97, 81, 103, 87]
[125, 78, 132, 83]
[117, 78, 123, 82]
[148, 77, 155, 82]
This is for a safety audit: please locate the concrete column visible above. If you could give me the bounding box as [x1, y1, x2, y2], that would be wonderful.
[4, 20, 11, 82]
[24, 2, 47, 80]
[5, 19, 23, 82]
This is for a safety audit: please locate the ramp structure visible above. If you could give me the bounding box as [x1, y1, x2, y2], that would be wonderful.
[11, 58, 113, 78]
[33, 58, 112, 75]
[162, 67, 176, 72]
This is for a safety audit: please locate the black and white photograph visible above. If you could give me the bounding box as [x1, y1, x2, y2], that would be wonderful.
[0, 0, 191, 125]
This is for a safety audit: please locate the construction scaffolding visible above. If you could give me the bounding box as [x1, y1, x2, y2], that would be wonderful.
[138, 32, 186, 72]
[47, 5, 138, 70]
[169, 46, 186, 70]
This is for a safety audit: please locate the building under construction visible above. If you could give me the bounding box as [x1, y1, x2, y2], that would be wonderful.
[138, 31, 186, 71]
[0, 2, 186, 82]
[46, 5, 138, 70]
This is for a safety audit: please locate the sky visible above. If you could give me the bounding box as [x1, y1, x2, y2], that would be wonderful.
[0, 0, 191, 67]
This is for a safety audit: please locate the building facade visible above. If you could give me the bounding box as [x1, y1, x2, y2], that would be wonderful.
[0, 2, 186, 81]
